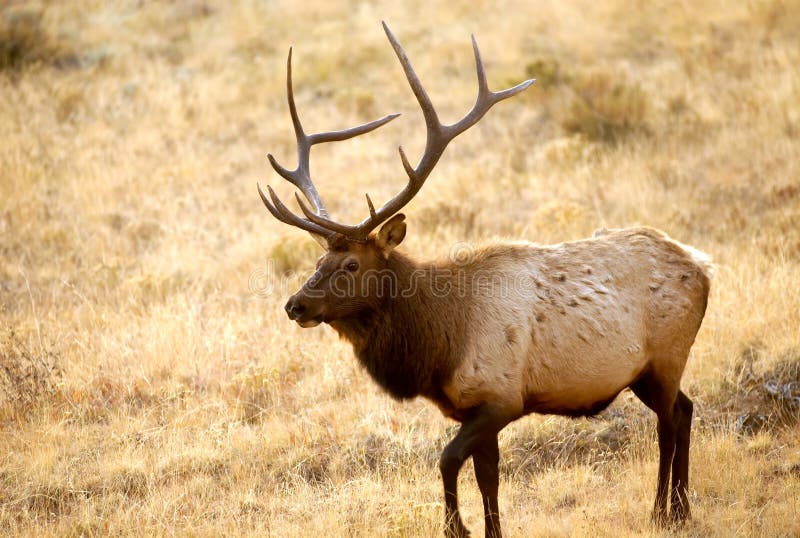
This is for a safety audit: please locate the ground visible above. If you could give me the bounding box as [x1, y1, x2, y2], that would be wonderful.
[1, 0, 799, 536]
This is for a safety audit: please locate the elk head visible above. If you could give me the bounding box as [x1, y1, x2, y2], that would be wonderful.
[259, 22, 533, 327]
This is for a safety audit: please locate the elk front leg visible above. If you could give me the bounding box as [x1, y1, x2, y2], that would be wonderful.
[439, 404, 512, 538]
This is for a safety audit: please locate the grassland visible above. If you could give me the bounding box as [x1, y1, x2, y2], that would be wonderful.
[1, 0, 799, 536]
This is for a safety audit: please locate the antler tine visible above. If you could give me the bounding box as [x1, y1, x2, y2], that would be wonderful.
[291, 22, 534, 241]
[387, 23, 535, 181]
[381, 23, 441, 142]
[262, 46, 400, 238]
[445, 35, 535, 140]
[258, 183, 334, 237]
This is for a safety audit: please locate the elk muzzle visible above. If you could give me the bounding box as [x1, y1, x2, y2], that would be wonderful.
[284, 294, 323, 328]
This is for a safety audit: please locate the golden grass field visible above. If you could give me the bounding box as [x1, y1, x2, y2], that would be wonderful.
[1, 0, 799, 536]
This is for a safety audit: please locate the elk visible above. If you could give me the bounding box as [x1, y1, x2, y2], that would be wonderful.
[258, 22, 712, 538]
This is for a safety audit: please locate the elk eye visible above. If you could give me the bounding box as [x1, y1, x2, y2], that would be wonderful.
[345, 261, 359, 272]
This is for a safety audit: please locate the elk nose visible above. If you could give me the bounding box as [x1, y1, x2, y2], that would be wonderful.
[284, 297, 305, 320]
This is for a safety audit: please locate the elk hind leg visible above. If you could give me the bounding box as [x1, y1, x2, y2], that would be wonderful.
[630, 373, 679, 526]
[670, 391, 693, 523]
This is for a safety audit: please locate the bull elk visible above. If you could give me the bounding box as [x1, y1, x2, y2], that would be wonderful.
[258, 22, 712, 537]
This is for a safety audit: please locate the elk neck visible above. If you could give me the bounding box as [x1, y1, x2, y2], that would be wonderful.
[329, 249, 468, 402]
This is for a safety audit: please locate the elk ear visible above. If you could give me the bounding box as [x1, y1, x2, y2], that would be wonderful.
[376, 214, 407, 255]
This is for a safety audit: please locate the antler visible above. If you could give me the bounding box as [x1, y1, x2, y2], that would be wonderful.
[261, 23, 534, 242]
[258, 47, 400, 239]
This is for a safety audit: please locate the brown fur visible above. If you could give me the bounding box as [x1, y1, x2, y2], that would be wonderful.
[330, 250, 468, 403]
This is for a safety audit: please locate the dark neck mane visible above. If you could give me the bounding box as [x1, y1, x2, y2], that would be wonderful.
[329, 250, 467, 400]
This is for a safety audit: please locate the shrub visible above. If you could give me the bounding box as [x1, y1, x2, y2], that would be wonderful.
[268, 232, 320, 275]
[561, 71, 649, 143]
[525, 57, 562, 89]
[0, 8, 75, 72]
[0, 328, 61, 422]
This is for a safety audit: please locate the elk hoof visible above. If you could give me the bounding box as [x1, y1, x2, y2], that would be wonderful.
[650, 510, 669, 528]
[445, 522, 471, 538]
[668, 508, 691, 526]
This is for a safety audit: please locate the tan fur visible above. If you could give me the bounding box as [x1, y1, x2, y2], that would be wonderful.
[438, 227, 711, 418]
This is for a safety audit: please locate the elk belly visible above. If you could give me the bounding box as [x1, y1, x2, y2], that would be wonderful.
[522, 304, 648, 417]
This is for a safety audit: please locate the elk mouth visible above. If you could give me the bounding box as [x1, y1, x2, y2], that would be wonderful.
[296, 316, 323, 328]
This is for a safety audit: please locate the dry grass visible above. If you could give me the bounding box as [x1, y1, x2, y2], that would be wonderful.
[1, 0, 799, 536]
